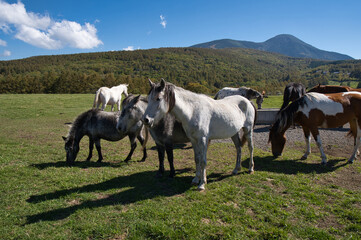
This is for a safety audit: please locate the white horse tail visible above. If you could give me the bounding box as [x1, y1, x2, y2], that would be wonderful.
[93, 90, 101, 108]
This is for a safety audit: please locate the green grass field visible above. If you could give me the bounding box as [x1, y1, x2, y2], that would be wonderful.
[1, 94, 360, 239]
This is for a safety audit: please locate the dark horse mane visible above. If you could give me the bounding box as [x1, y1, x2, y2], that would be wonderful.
[66, 109, 99, 139]
[122, 94, 148, 106]
[272, 96, 308, 133]
[307, 84, 351, 93]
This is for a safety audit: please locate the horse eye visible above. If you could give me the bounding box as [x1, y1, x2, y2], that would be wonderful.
[156, 97, 160, 101]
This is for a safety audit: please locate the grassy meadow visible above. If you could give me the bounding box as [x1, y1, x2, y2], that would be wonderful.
[1, 94, 360, 239]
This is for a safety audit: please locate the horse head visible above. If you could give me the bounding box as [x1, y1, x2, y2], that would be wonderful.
[117, 94, 145, 134]
[143, 78, 175, 127]
[256, 95, 263, 109]
[268, 121, 286, 158]
[62, 136, 79, 164]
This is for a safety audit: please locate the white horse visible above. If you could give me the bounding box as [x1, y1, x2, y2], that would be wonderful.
[93, 84, 129, 111]
[143, 79, 257, 191]
[214, 86, 264, 109]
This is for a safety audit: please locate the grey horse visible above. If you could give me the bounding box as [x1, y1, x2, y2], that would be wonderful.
[63, 109, 148, 164]
[117, 94, 189, 177]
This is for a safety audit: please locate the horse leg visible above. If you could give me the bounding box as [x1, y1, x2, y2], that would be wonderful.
[310, 129, 327, 165]
[349, 119, 359, 158]
[125, 135, 137, 162]
[243, 127, 254, 173]
[110, 104, 114, 112]
[95, 139, 103, 162]
[301, 127, 311, 160]
[136, 134, 147, 162]
[156, 144, 165, 178]
[231, 133, 242, 175]
[192, 137, 208, 191]
[117, 100, 121, 111]
[348, 121, 361, 163]
[101, 103, 106, 111]
[86, 137, 94, 161]
[165, 144, 175, 178]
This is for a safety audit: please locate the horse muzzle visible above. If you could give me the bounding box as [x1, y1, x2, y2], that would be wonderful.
[142, 116, 154, 127]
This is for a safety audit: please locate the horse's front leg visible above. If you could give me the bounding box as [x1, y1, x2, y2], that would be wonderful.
[86, 137, 94, 161]
[125, 135, 137, 162]
[165, 144, 175, 178]
[311, 129, 327, 164]
[192, 137, 208, 191]
[301, 127, 311, 160]
[156, 144, 165, 177]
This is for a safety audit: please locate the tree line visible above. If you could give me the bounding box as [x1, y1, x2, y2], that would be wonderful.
[1, 48, 361, 94]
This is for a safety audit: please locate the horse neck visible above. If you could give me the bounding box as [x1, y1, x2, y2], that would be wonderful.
[170, 87, 196, 123]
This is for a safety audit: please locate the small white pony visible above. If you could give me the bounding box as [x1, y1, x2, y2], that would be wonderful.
[143, 79, 257, 191]
[93, 84, 129, 111]
[214, 87, 264, 109]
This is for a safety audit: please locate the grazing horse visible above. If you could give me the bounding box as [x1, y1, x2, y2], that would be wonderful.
[269, 92, 361, 165]
[214, 86, 264, 109]
[280, 82, 306, 111]
[307, 84, 361, 94]
[117, 94, 189, 177]
[93, 84, 129, 111]
[143, 79, 257, 190]
[62, 109, 147, 164]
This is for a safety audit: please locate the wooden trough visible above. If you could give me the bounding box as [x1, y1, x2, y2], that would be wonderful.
[255, 108, 279, 125]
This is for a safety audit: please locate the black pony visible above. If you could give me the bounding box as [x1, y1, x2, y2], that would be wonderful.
[280, 82, 306, 111]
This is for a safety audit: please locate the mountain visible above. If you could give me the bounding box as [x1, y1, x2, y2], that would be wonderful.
[190, 34, 353, 61]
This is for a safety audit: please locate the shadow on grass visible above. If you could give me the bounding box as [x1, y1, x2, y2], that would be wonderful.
[244, 155, 348, 175]
[30, 159, 142, 170]
[26, 168, 194, 224]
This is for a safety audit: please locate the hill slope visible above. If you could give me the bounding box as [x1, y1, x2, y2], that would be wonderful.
[191, 34, 353, 61]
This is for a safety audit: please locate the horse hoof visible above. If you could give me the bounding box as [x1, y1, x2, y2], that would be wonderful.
[97, 159, 102, 163]
[197, 185, 206, 191]
[321, 162, 327, 166]
[248, 170, 254, 174]
[348, 160, 354, 164]
[232, 170, 238, 175]
[301, 156, 307, 160]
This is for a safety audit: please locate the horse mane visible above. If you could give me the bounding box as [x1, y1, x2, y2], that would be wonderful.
[67, 109, 97, 139]
[273, 96, 308, 133]
[122, 94, 148, 107]
[150, 81, 176, 112]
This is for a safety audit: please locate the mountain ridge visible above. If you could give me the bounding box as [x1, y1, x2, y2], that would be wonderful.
[190, 34, 353, 61]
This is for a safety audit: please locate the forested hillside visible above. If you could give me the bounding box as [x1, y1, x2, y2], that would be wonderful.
[1, 47, 361, 94]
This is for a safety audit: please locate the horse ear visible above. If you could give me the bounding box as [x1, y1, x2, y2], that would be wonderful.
[160, 78, 166, 90]
[135, 95, 141, 103]
[148, 79, 155, 88]
[62, 136, 67, 141]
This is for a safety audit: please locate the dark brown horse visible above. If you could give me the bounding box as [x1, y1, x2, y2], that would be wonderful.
[307, 84, 361, 93]
[280, 82, 306, 111]
[269, 92, 361, 165]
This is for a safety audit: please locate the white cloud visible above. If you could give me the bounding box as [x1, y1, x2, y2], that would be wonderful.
[1, 50, 11, 57]
[160, 15, 167, 28]
[0, 39, 6, 46]
[123, 46, 134, 51]
[0, 1, 102, 50]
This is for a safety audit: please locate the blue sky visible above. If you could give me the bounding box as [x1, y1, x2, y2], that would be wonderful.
[1, 0, 361, 60]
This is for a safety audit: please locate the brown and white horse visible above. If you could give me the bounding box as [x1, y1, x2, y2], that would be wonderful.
[269, 92, 361, 164]
[307, 84, 361, 94]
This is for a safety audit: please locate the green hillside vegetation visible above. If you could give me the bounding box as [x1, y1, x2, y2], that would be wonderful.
[1, 47, 361, 94]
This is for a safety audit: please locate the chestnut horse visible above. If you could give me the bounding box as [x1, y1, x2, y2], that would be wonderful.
[307, 84, 361, 94]
[269, 92, 361, 165]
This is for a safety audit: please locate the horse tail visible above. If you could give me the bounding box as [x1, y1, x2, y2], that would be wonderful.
[241, 101, 257, 147]
[93, 90, 101, 108]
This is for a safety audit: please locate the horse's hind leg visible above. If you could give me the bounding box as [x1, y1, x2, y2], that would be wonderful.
[349, 121, 361, 163]
[95, 139, 103, 162]
[243, 127, 254, 173]
[231, 133, 242, 175]
[86, 138, 94, 161]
